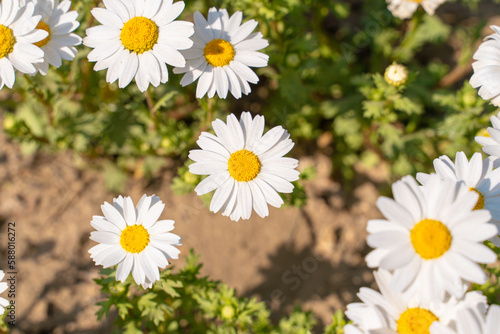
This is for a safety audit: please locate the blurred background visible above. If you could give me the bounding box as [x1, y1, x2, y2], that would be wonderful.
[1, 0, 500, 332]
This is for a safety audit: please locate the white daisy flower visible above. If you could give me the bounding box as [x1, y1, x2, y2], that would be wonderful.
[416, 151, 500, 246]
[0, 0, 47, 89]
[387, 0, 447, 19]
[20, 0, 82, 75]
[84, 0, 194, 92]
[89, 195, 182, 289]
[0, 271, 9, 314]
[173, 7, 269, 99]
[188, 112, 299, 221]
[430, 304, 500, 334]
[470, 26, 500, 107]
[344, 269, 488, 334]
[366, 174, 498, 303]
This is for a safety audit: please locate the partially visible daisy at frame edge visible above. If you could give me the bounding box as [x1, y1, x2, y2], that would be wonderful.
[173, 7, 269, 99]
[188, 112, 299, 221]
[0, 271, 8, 314]
[416, 151, 500, 246]
[89, 195, 182, 289]
[475, 111, 500, 168]
[430, 303, 500, 334]
[366, 174, 498, 303]
[0, 0, 47, 90]
[84, 0, 194, 92]
[20, 0, 82, 75]
[344, 269, 488, 334]
[387, 0, 447, 20]
[470, 26, 500, 107]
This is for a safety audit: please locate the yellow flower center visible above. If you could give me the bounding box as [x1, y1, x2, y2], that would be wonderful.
[120, 17, 159, 54]
[34, 21, 51, 47]
[228, 149, 261, 182]
[204, 39, 235, 67]
[397, 308, 439, 334]
[0, 24, 15, 59]
[469, 187, 485, 210]
[477, 128, 490, 138]
[410, 219, 452, 260]
[120, 225, 150, 253]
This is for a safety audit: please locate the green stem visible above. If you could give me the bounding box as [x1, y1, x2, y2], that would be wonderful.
[206, 98, 214, 128]
[400, 9, 424, 50]
[145, 88, 157, 130]
[24, 76, 54, 126]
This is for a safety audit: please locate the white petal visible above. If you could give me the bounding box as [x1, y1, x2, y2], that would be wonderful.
[101, 202, 127, 230]
[122, 196, 137, 226]
[189, 161, 228, 175]
[116, 253, 133, 282]
[210, 177, 235, 213]
[196, 66, 213, 98]
[248, 180, 269, 218]
[142, 201, 165, 229]
[194, 172, 230, 195]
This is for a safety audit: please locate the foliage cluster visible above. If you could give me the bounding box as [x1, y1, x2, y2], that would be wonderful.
[94, 250, 320, 334]
[1, 0, 497, 192]
[93, 246, 499, 334]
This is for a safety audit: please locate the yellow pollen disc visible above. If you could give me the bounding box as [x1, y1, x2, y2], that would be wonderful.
[228, 149, 261, 182]
[120, 225, 150, 253]
[34, 21, 51, 47]
[0, 24, 15, 59]
[410, 219, 452, 260]
[204, 39, 235, 67]
[469, 187, 485, 210]
[397, 308, 438, 334]
[477, 128, 490, 138]
[120, 17, 159, 54]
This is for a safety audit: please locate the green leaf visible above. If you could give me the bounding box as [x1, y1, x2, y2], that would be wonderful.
[103, 162, 127, 193]
[137, 293, 157, 312]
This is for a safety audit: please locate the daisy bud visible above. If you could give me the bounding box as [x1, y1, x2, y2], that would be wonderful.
[384, 63, 408, 87]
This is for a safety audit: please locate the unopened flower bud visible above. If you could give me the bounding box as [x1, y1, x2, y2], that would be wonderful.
[384, 63, 408, 87]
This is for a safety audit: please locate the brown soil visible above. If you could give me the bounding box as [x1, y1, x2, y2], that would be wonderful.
[0, 129, 386, 334]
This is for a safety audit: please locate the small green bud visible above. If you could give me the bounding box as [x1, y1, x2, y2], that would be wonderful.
[183, 171, 198, 184]
[221, 305, 235, 320]
[161, 137, 172, 149]
[3, 115, 15, 130]
[140, 142, 150, 152]
[462, 91, 476, 108]
[286, 53, 300, 68]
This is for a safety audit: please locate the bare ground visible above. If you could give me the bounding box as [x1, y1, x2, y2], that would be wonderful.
[0, 130, 386, 333]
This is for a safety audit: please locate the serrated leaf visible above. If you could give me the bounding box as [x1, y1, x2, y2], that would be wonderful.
[137, 292, 157, 312]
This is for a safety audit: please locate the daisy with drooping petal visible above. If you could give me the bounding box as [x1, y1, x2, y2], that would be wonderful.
[470, 26, 500, 107]
[188, 112, 299, 221]
[89, 195, 182, 289]
[430, 304, 500, 334]
[0, 0, 47, 90]
[84, 0, 194, 92]
[173, 7, 269, 99]
[344, 269, 488, 334]
[366, 174, 497, 303]
[20, 0, 82, 75]
[416, 151, 500, 246]
[0, 271, 9, 314]
[387, 0, 447, 19]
